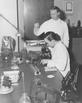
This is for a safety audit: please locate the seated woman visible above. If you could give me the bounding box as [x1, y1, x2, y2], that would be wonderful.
[41, 31, 70, 103]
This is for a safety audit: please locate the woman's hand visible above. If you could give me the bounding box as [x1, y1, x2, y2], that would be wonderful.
[41, 59, 48, 65]
[44, 66, 57, 71]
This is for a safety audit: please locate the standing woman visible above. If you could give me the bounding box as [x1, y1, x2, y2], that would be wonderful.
[34, 6, 69, 48]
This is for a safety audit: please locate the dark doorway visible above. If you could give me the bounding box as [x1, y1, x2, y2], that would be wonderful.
[24, 0, 54, 40]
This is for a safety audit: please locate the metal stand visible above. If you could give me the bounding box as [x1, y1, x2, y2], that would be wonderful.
[19, 72, 31, 103]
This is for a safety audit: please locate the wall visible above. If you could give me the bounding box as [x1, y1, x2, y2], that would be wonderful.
[72, 38, 82, 64]
[0, 0, 24, 52]
[54, 0, 82, 26]
[54, 0, 82, 64]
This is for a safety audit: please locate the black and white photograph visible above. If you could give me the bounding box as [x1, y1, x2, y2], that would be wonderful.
[0, 0, 82, 103]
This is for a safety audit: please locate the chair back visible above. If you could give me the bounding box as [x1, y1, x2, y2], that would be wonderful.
[61, 63, 79, 101]
[62, 63, 79, 92]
